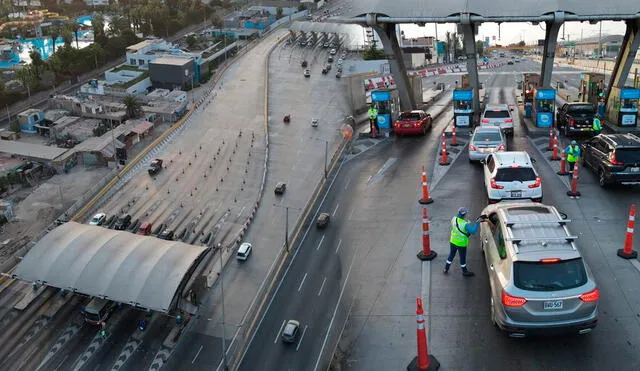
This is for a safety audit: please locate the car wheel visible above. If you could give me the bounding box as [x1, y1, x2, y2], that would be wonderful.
[490, 296, 498, 327]
[422, 126, 427, 136]
[598, 169, 608, 188]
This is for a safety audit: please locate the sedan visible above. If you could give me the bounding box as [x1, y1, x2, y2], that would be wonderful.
[469, 126, 507, 162]
[304, 69, 311, 77]
[393, 110, 432, 136]
[275, 182, 287, 195]
[89, 213, 107, 226]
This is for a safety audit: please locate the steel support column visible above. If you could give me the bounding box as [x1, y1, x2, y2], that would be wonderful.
[605, 19, 640, 103]
[369, 16, 415, 110]
[540, 12, 565, 88]
[460, 14, 480, 116]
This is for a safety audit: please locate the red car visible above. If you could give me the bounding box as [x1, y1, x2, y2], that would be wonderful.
[393, 110, 433, 136]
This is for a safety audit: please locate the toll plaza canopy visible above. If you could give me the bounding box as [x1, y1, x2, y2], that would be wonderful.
[13, 222, 209, 313]
[336, 0, 640, 21]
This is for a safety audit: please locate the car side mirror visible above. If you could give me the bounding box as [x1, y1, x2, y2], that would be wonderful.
[510, 108, 514, 112]
[531, 158, 537, 163]
[479, 159, 486, 164]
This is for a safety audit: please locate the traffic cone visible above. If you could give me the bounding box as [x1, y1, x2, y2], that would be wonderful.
[551, 134, 560, 161]
[418, 167, 433, 205]
[617, 204, 638, 259]
[557, 152, 569, 175]
[566, 162, 581, 197]
[450, 126, 458, 146]
[547, 127, 554, 151]
[439, 133, 450, 166]
[371, 122, 377, 138]
[407, 297, 440, 371]
[417, 207, 437, 261]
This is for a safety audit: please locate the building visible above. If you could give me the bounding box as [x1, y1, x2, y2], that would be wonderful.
[147, 89, 188, 103]
[251, 1, 299, 16]
[558, 35, 624, 58]
[17, 108, 44, 134]
[125, 39, 177, 68]
[149, 56, 197, 90]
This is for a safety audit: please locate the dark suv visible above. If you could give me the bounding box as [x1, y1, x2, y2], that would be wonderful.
[581, 134, 640, 187]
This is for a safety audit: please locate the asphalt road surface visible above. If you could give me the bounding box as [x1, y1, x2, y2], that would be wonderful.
[239, 58, 640, 371]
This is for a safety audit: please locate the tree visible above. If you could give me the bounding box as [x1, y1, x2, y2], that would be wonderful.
[475, 40, 484, 57]
[29, 50, 43, 79]
[363, 45, 385, 60]
[185, 34, 197, 49]
[424, 47, 433, 63]
[123, 94, 142, 119]
[276, 7, 283, 19]
[15, 66, 38, 90]
[517, 40, 526, 47]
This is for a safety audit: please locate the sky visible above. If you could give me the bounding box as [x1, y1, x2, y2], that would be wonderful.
[400, 21, 627, 45]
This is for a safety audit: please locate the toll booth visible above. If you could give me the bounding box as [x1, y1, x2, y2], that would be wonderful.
[370, 89, 399, 135]
[532, 89, 556, 127]
[522, 73, 540, 118]
[606, 87, 639, 127]
[458, 74, 485, 108]
[453, 89, 473, 127]
[579, 72, 606, 106]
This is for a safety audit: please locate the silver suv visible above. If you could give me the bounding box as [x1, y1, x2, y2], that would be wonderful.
[481, 104, 514, 135]
[479, 202, 599, 337]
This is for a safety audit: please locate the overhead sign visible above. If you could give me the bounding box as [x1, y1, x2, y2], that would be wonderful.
[453, 90, 473, 101]
[371, 90, 392, 101]
[620, 88, 640, 99]
[535, 89, 556, 100]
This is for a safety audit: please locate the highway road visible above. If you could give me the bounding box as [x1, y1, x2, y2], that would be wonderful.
[237, 58, 640, 371]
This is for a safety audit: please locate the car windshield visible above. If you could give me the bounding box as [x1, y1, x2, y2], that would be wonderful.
[568, 105, 594, 114]
[615, 148, 640, 163]
[484, 110, 510, 118]
[474, 132, 502, 142]
[91, 216, 101, 223]
[513, 258, 588, 291]
[399, 113, 421, 121]
[494, 167, 536, 182]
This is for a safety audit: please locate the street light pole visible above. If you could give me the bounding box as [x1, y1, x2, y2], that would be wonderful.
[324, 140, 328, 179]
[219, 244, 228, 371]
[285, 206, 289, 251]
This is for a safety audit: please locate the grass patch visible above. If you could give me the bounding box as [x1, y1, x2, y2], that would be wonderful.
[111, 65, 142, 72]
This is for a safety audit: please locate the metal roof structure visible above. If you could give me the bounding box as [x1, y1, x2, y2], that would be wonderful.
[332, 0, 640, 23]
[0, 140, 69, 161]
[13, 222, 210, 313]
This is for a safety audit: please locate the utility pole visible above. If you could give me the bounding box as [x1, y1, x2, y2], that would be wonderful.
[273, 204, 302, 252]
[598, 21, 602, 58]
[219, 243, 228, 371]
[324, 140, 328, 179]
[5, 105, 10, 124]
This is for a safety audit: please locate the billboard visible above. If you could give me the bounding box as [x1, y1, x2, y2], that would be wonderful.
[363, 75, 396, 92]
[436, 41, 445, 55]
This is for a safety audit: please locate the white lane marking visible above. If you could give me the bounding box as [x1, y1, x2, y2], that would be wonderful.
[344, 175, 351, 190]
[316, 235, 325, 251]
[317, 277, 327, 296]
[192, 345, 204, 364]
[54, 355, 69, 371]
[298, 273, 308, 292]
[237, 206, 246, 217]
[335, 239, 342, 254]
[313, 243, 358, 371]
[332, 204, 339, 216]
[296, 325, 308, 351]
[274, 320, 286, 344]
[348, 206, 356, 220]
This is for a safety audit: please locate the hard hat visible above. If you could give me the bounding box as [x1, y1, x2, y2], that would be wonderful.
[457, 207, 469, 217]
[571, 140, 577, 145]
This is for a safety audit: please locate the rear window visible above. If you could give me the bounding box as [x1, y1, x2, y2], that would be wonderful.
[615, 148, 640, 163]
[399, 113, 421, 121]
[474, 132, 502, 142]
[483, 110, 510, 118]
[495, 167, 536, 181]
[568, 105, 594, 114]
[513, 258, 588, 291]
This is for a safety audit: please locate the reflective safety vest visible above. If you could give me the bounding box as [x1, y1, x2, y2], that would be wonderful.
[566, 145, 580, 163]
[368, 108, 377, 119]
[593, 117, 602, 131]
[450, 217, 470, 247]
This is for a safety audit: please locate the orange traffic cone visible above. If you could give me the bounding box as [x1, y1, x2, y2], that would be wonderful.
[418, 167, 433, 204]
[407, 297, 440, 371]
[417, 207, 437, 261]
[547, 127, 554, 151]
[557, 152, 569, 175]
[450, 126, 458, 146]
[439, 133, 450, 166]
[551, 134, 560, 161]
[567, 162, 581, 197]
[617, 204, 637, 259]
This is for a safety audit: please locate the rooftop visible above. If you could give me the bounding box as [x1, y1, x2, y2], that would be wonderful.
[150, 55, 194, 66]
[0, 140, 69, 161]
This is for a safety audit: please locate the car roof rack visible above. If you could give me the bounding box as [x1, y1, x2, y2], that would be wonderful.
[503, 218, 577, 254]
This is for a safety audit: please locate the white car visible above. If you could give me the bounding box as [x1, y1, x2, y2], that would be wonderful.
[481, 104, 514, 135]
[236, 242, 252, 261]
[482, 151, 542, 203]
[304, 69, 311, 77]
[89, 213, 107, 226]
[330, 48, 337, 55]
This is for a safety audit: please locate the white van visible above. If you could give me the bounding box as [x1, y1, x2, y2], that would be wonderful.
[237, 242, 252, 261]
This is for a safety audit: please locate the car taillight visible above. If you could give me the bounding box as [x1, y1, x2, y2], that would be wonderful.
[608, 152, 623, 165]
[414, 122, 421, 127]
[570, 119, 575, 126]
[504, 119, 513, 123]
[502, 291, 527, 307]
[482, 119, 489, 123]
[490, 178, 504, 189]
[579, 288, 600, 303]
[497, 144, 505, 151]
[469, 144, 477, 151]
[539, 257, 560, 263]
[528, 176, 542, 188]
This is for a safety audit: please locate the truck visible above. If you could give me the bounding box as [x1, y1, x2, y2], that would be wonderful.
[556, 102, 598, 137]
[148, 159, 163, 175]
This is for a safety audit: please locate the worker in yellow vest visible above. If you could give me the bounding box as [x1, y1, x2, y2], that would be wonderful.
[445, 207, 488, 277]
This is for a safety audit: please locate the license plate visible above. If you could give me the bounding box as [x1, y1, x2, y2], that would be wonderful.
[630, 167, 640, 172]
[511, 191, 522, 198]
[543, 300, 564, 310]
[404, 124, 412, 127]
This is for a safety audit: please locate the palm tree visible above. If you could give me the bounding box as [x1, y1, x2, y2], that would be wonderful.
[29, 50, 43, 79]
[123, 94, 142, 119]
[50, 26, 60, 54]
[72, 23, 81, 49]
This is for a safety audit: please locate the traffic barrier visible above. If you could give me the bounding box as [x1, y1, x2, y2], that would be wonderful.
[566, 162, 581, 197]
[450, 126, 458, 146]
[551, 133, 560, 161]
[557, 152, 569, 175]
[418, 166, 433, 204]
[439, 133, 450, 166]
[617, 204, 638, 259]
[407, 297, 440, 371]
[417, 207, 437, 261]
[547, 127, 554, 151]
